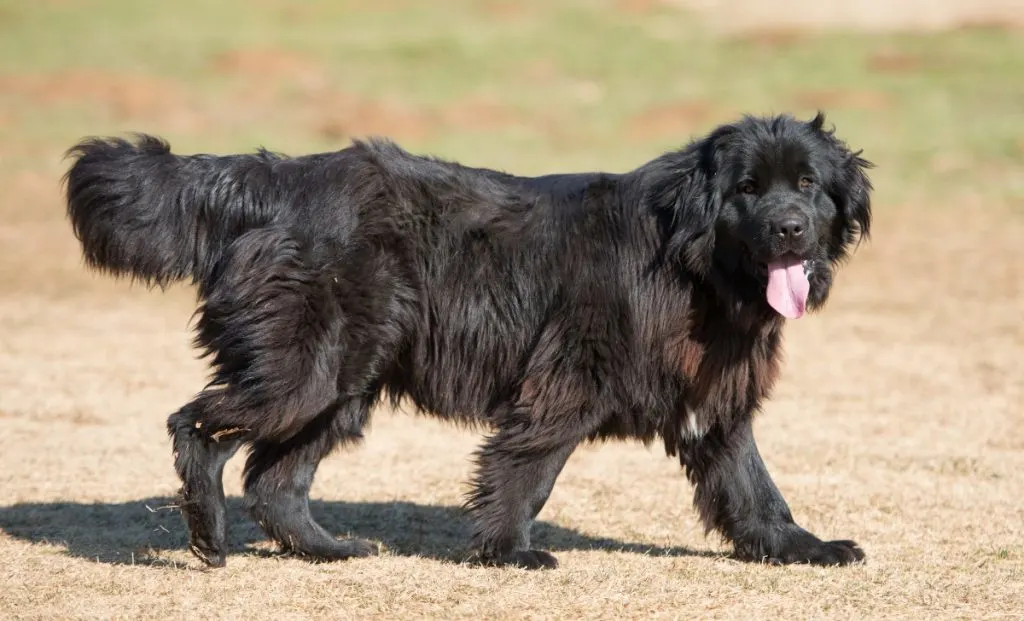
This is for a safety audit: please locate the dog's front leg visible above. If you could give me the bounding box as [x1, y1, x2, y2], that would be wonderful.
[684, 416, 865, 566]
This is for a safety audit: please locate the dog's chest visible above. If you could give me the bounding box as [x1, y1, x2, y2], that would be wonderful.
[664, 324, 782, 430]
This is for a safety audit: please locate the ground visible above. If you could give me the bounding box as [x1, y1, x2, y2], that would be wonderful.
[0, 1, 1022, 619]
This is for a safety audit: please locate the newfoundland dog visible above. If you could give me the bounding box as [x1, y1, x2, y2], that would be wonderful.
[63, 112, 872, 569]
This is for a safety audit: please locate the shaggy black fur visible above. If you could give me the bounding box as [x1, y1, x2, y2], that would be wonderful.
[63, 112, 872, 569]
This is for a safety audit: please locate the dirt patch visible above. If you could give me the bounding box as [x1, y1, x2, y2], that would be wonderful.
[478, 0, 529, 19]
[0, 8, 17, 27]
[440, 97, 526, 132]
[209, 47, 324, 83]
[866, 51, 928, 74]
[615, 0, 667, 14]
[0, 69, 186, 120]
[314, 92, 434, 142]
[927, 152, 974, 176]
[953, 17, 1024, 32]
[729, 28, 808, 50]
[519, 59, 560, 83]
[313, 92, 540, 142]
[792, 89, 891, 112]
[863, 50, 953, 75]
[625, 100, 719, 141]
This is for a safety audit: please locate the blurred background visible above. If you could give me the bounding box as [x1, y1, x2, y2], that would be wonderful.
[0, 0, 1022, 292]
[0, 1, 1021, 619]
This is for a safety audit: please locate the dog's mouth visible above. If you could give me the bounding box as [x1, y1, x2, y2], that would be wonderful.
[757, 252, 810, 319]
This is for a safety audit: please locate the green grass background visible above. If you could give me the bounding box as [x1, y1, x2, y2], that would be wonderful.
[0, 0, 1021, 205]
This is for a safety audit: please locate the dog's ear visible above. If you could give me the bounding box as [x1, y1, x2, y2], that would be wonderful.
[835, 149, 873, 245]
[649, 124, 736, 275]
[809, 112, 874, 254]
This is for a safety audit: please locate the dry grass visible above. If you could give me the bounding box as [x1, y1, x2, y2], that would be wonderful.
[1, 0, 1023, 619]
[3, 205, 1022, 620]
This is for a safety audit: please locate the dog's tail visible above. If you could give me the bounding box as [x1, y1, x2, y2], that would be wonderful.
[63, 134, 280, 287]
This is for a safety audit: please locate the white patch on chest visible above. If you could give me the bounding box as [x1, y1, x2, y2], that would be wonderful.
[681, 410, 704, 440]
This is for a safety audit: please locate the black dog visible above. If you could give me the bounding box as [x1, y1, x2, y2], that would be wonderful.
[63, 112, 872, 569]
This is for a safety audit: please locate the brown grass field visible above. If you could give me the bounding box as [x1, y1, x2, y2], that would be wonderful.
[0, 1, 1022, 619]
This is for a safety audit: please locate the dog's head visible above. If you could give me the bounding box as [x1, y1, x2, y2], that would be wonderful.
[651, 112, 873, 319]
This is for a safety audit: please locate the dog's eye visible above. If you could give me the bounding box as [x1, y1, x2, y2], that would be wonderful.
[736, 181, 756, 195]
[798, 176, 815, 190]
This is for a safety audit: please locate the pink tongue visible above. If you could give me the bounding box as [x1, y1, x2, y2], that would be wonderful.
[766, 256, 809, 319]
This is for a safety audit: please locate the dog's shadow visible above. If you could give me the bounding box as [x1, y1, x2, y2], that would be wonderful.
[0, 497, 715, 568]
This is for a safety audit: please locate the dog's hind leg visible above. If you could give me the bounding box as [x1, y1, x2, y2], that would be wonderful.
[167, 404, 243, 567]
[466, 429, 577, 570]
[242, 398, 378, 561]
[172, 227, 351, 567]
[174, 226, 414, 565]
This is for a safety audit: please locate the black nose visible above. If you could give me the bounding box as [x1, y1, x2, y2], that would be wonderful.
[770, 213, 808, 242]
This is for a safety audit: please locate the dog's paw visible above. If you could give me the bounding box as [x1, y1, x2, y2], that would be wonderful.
[287, 537, 381, 562]
[736, 526, 865, 567]
[332, 537, 382, 559]
[188, 535, 228, 568]
[482, 549, 559, 570]
[767, 538, 865, 566]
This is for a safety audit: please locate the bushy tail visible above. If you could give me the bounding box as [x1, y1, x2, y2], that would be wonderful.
[63, 134, 281, 287]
